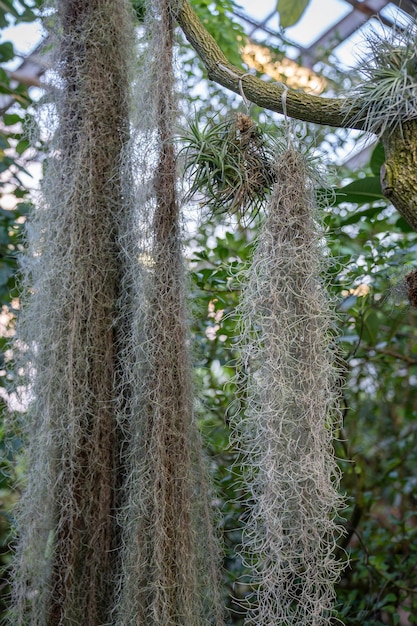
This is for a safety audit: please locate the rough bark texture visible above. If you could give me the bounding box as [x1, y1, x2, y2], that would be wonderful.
[381, 121, 417, 232]
[176, 0, 362, 129]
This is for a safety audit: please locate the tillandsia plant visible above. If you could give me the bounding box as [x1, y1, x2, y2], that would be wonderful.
[113, 0, 224, 624]
[10, 0, 224, 624]
[232, 145, 345, 626]
[180, 112, 280, 220]
[344, 19, 417, 136]
[10, 1, 134, 624]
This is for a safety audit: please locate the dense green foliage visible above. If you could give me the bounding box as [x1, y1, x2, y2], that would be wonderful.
[0, 2, 416, 624]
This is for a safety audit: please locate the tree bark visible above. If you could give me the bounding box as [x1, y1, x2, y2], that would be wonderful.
[381, 121, 417, 232]
[176, 0, 417, 232]
[176, 0, 362, 129]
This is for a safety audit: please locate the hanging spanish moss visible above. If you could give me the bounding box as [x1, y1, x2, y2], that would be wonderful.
[10, 1, 133, 624]
[113, 0, 224, 624]
[232, 147, 344, 625]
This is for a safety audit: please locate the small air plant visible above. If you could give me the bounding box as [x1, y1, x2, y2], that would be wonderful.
[344, 21, 417, 136]
[180, 112, 279, 220]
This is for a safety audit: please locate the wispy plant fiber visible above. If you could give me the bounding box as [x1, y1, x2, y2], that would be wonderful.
[10, 1, 134, 624]
[113, 0, 224, 624]
[180, 112, 279, 220]
[233, 147, 345, 625]
[344, 20, 417, 136]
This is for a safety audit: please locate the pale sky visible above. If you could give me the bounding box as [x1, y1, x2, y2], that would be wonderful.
[236, 0, 409, 67]
[239, 0, 351, 46]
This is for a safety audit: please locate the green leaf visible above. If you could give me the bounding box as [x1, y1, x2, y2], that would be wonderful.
[0, 264, 14, 288]
[338, 294, 357, 312]
[0, 132, 9, 150]
[343, 206, 383, 225]
[0, 156, 13, 173]
[277, 0, 311, 28]
[192, 0, 246, 68]
[362, 309, 381, 346]
[370, 142, 385, 176]
[19, 8, 36, 22]
[16, 138, 29, 155]
[396, 216, 414, 233]
[15, 201, 31, 216]
[3, 113, 22, 126]
[0, 0, 19, 18]
[0, 66, 10, 91]
[333, 177, 386, 206]
[0, 41, 14, 62]
[14, 187, 27, 198]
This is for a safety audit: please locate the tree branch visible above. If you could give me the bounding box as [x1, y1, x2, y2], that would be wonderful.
[176, 2, 417, 232]
[176, 0, 364, 130]
[365, 342, 417, 365]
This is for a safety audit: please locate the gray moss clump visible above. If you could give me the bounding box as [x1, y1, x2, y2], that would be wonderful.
[233, 148, 345, 625]
[112, 0, 224, 624]
[10, 1, 133, 624]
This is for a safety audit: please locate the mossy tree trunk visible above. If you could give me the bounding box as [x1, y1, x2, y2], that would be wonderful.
[381, 120, 417, 232]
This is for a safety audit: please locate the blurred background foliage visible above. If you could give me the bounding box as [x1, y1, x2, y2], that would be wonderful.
[0, 0, 42, 614]
[0, 1, 416, 624]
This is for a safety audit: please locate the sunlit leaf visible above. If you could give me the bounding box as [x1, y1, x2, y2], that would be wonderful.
[277, 0, 311, 28]
[0, 41, 14, 62]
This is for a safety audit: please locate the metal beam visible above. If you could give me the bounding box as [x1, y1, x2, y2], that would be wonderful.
[300, 0, 391, 67]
